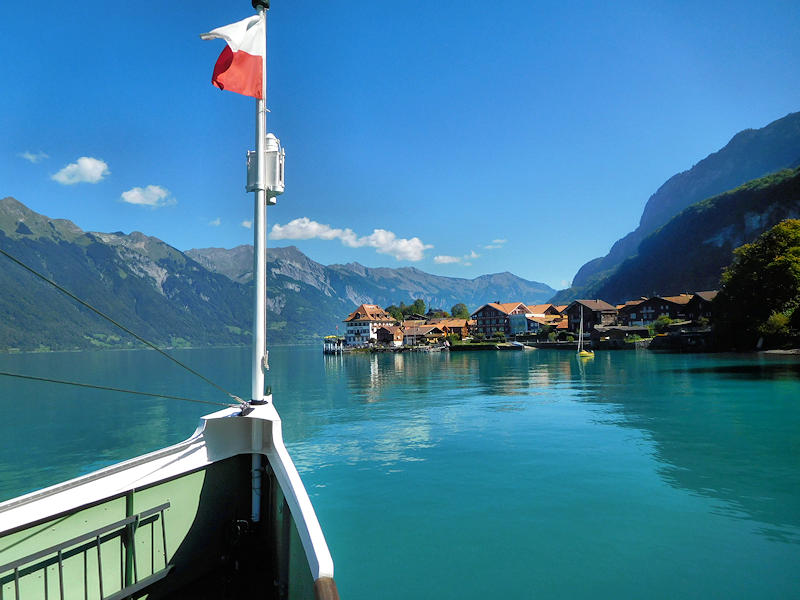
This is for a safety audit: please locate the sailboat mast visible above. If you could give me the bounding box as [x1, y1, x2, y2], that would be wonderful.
[251, 0, 269, 405]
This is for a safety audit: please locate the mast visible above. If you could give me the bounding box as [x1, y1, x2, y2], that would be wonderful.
[251, 0, 270, 405]
[246, 0, 285, 524]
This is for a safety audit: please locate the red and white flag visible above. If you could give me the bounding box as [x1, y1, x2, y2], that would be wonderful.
[200, 15, 265, 99]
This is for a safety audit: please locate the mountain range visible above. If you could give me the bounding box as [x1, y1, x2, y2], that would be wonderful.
[579, 166, 800, 304]
[0, 197, 554, 351]
[553, 111, 800, 302]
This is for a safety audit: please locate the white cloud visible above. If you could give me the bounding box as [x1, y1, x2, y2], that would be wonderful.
[434, 249, 479, 265]
[241, 220, 252, 229]
[52, 157, 109, 184]
[270, 217, 432, 262]
[484, 238, 507, 250]
[120, 185, 176, 208]
[209, 217, 221, 226]
[19, 151, 49, 164]
[434, 255, 461, 264]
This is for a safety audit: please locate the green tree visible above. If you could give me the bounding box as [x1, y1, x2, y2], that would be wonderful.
[385, 304, 403, 322]
[537, 324, 554, 341]
[713, 219, 800, 349]
[654, 315, 673, 334]
[451, 303, 470, 319]
[410, 298, 426, 315]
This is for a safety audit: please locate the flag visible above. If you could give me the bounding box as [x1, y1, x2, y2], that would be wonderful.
[200, 15, 265, 99]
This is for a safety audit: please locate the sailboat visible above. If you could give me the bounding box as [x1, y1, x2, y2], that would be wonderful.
[0, 3, 339, 599]
[577, 304, 594, 359]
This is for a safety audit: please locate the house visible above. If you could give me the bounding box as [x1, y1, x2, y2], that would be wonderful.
[343, 304, 395, 346]
[402, 324, 445, 346]
[636, 294, 694, 324]
[428, 318, 473, 339]
[685, 290, 718, 322]
[470, 302, 529, 336]
[508, 313, 551, 334]
[617, 298, 647, 326]
[375, 325, 404, 347]
[564, 299, 618, 333]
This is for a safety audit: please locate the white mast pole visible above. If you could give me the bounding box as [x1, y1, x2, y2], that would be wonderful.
[251, 0, 270, 525]
[251, 1, 269, 404]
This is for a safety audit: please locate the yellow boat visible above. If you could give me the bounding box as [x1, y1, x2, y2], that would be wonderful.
[576, 305, 595, 359]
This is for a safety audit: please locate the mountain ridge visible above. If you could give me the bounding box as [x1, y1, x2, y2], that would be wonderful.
[566, 111, 800, 294]
[556, 167, 800, 304]
[0, 197, 554, 350]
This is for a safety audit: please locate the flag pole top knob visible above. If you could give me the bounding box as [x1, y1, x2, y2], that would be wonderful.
[252, 0, 270, 9]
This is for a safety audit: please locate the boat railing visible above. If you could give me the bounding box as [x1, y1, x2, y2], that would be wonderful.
[0, 502, 171, 600]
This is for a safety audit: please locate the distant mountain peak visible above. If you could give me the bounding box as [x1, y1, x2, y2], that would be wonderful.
[0, 196, 84, 242]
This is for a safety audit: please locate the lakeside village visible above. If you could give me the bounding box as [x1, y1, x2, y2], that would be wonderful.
[323, 291, 718, 354]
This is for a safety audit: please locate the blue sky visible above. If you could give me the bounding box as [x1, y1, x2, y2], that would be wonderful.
[2, 1, 799, 290]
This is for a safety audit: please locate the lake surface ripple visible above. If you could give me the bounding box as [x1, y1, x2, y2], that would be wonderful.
[1, 347, 798, 598]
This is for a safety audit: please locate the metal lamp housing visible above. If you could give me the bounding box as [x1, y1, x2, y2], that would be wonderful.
[246, 133, 285, 203]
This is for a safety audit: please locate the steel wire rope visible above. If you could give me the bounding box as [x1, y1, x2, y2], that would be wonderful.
[0, 371, 231, 407]
[0, 246, 246, 408]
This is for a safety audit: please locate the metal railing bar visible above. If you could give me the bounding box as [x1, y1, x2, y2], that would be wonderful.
[56, 551, 64, 600]
[102, 566, 173, 600]
[131, 521, 138, 585]
[160, 509, 168, 564]
[95, 536, 103, 600]
[0, 503, 169, 575]
[83, 552, 87, 600]
[13, 568, 19, 600]
[150, 521, 155, 575]
[0, 529, 123, 585]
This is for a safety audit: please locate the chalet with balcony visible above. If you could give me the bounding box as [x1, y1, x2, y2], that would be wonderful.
[636, 294, 694, 324]
[427, 318, 473, 339]
[565, 299, 618, 333]
[343, 303, 396, 346]
[685, 290, 718, 322]
[375, 325, 404, 347]
[617, 298, 647, 326]
[402, 324, 445, 346]
[470, 302, 529, 336]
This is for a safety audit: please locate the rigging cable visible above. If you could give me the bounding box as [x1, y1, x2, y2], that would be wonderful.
[0, 246, 247, 408]
[0, 371, 233, 408]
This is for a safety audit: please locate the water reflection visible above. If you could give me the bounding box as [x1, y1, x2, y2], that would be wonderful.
[3, 346, 799, 550]
[680, 361, 800, 380]
[313, 348, 800, 540]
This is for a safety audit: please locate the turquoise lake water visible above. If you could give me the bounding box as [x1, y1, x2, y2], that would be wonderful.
[1, 346, 799, 598]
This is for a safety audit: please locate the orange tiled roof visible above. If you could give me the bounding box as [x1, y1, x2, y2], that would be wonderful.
[483, 302, 527, 315]
[694, 290, 718, 302]
[660, 294, 694, 305]
[431, 319, 470, 328]
[572, 299, 617, 312]
[344, 303, 393, 322]
[526, 303, 554, 314]
[527, 316, 551, 326]
[403, 324, 444, 336]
